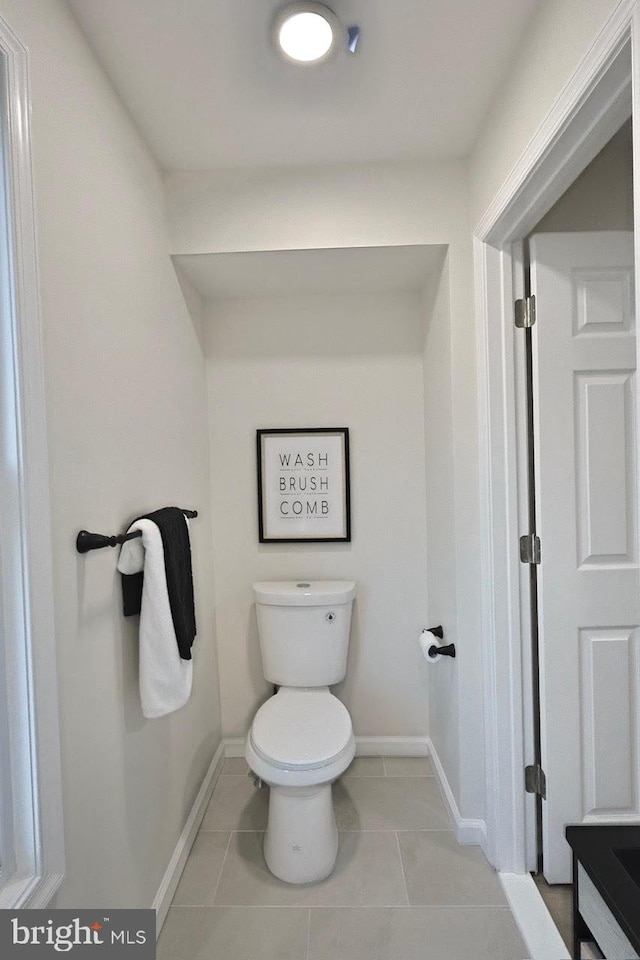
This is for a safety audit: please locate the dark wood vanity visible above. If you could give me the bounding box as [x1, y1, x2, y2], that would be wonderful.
[566, 825, 640, 960]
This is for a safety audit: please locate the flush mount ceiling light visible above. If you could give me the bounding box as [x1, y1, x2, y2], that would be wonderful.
[273, 2, 341, 64]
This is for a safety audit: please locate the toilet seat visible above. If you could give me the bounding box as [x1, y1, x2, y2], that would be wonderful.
[250, 688, 352, 770]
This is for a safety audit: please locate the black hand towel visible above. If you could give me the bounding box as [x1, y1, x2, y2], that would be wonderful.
[121, 506, 197, 660]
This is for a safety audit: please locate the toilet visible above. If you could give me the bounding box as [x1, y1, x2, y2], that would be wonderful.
[245, 580, 356, 884]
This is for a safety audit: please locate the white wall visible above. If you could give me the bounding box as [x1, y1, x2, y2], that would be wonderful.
[0, 0, 221, 908]
[168, 159, 485, 820]
[166, 161, 468, 256]
[533, 120, 633, 232]
[173, 260, 207, 349]
[422, 257, 460, 803]
[470, 0, 624, 227]
[206, 291, 430, 738]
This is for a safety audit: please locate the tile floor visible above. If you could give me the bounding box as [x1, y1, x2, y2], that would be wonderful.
[158, 756, 529, 960]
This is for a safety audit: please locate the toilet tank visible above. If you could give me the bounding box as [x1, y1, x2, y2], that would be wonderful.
[253, 581, 356, 686]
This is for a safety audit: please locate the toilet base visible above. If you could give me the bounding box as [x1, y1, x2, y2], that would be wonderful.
[264, 782, 338, 884]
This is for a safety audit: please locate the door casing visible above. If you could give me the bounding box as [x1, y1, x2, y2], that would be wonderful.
[474, 3, 639, 873]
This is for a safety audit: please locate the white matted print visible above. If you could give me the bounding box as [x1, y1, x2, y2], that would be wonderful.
[257, 428, 351, 542]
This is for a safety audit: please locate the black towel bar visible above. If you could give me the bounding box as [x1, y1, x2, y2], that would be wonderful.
[76, 510, 198, 553]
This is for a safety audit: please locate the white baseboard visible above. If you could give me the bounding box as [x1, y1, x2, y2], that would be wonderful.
[153, 741, 225, 937]
[355, 736, 429, 756]
[227, 734, 486, 845]
[427, 738, 487, 846]
[225, 735, 486, 847]
[499, 872, 570, 960]
[224, 735, 431, 758]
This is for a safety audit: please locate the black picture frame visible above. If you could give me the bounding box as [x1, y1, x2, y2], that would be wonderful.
[256, 427, 351, 543]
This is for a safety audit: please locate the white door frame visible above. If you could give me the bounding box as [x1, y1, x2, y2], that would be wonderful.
[475, 0, 639, 873]
[0, 11, 65, 905]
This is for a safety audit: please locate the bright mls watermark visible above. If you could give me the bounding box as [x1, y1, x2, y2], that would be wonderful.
[0, 910, 155, 958]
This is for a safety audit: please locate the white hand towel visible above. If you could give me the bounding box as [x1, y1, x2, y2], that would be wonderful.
[117, 518, 192, 718]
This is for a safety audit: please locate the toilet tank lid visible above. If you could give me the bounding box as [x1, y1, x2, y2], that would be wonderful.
[253, 580, 356, 606]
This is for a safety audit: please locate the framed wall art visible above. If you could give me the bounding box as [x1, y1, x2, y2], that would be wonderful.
[256, 427, 351, 543]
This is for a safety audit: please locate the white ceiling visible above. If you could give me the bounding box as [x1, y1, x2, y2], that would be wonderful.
[66, 0, 536, 171]
[174, 245, 446, 301]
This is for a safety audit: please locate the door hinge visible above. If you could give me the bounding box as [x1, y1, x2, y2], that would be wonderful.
[515, 295, 536, 328]
[525, 764, 546, 799]
[519, 533, 541, 564]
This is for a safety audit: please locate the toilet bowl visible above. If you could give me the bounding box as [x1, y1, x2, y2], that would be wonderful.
[246, 687, 355, 884]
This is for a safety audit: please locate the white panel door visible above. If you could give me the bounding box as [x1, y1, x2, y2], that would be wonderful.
[530, 231, 640, 883]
